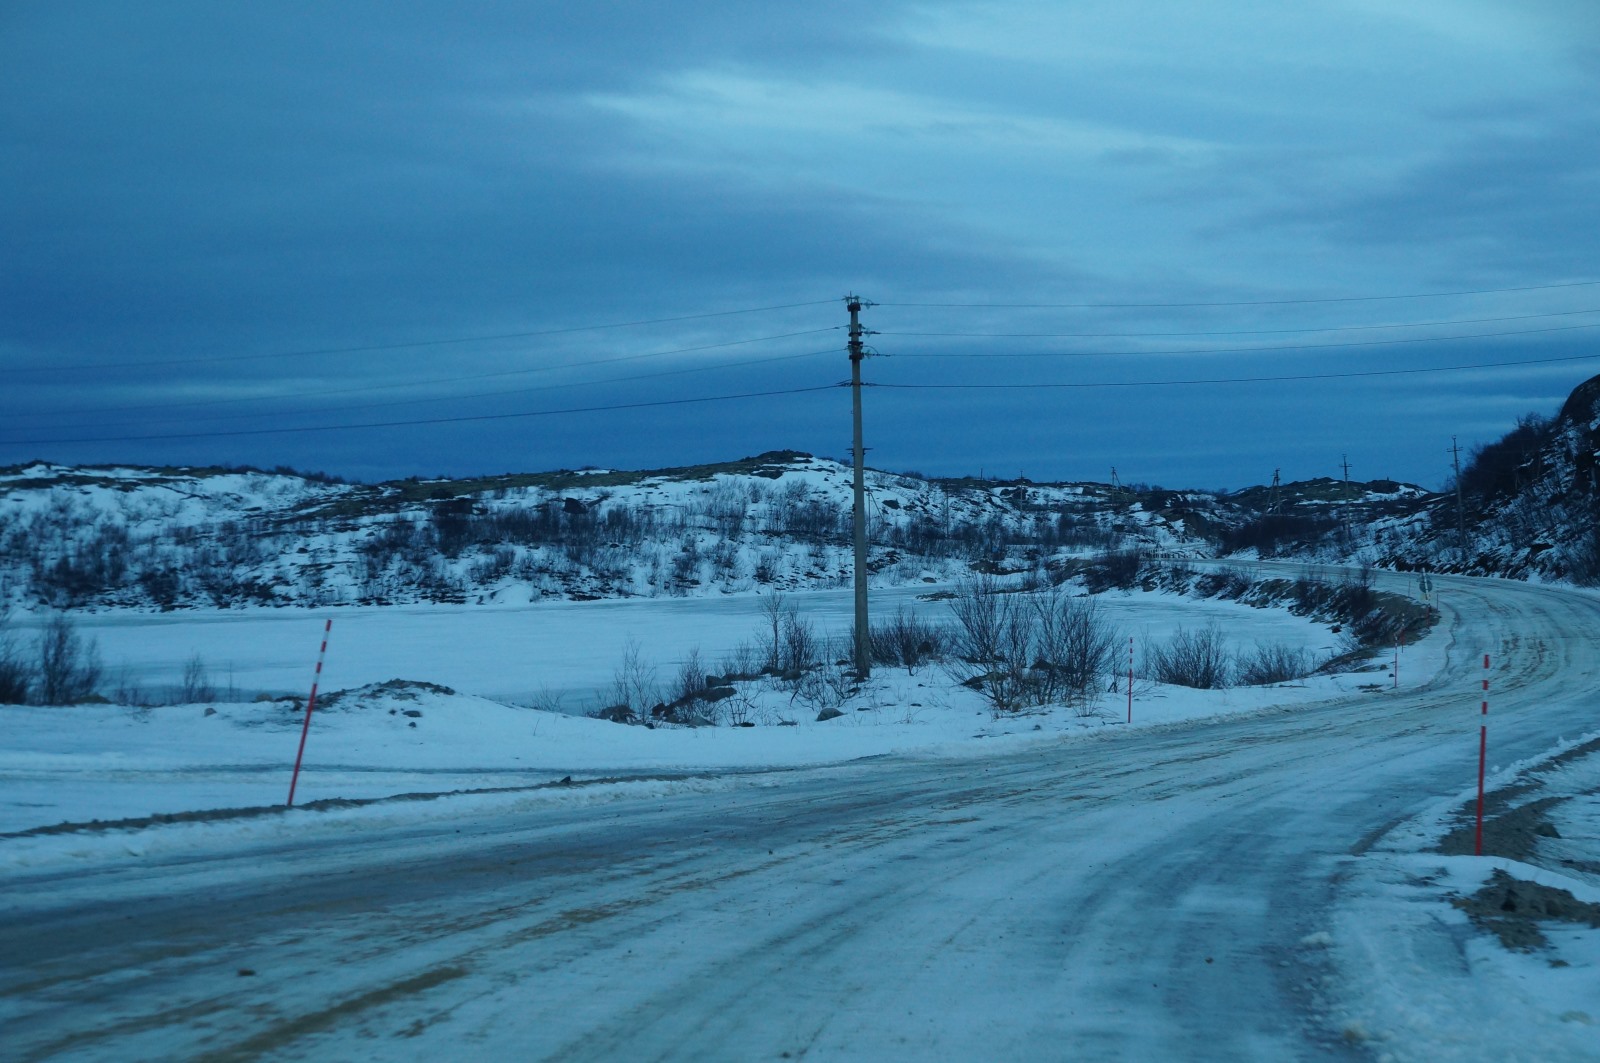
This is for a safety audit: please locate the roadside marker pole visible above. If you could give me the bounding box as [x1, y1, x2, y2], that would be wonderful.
[1393, 636, 1399, 688]
[1127, 637, 1134, 724]
[287, 619, 333, 807]
[1474, 653, 1489, 856]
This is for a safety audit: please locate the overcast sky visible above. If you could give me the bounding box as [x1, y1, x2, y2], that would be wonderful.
[4, 1, 1599, 490]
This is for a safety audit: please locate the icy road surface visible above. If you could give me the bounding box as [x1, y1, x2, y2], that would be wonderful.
[3, 573, 1598, 1061]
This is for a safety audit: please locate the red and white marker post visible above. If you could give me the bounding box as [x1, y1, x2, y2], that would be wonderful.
[1474, 653, 1490, 856]
[1127, 636, 1134, 724]
[287, 618, 333, 807]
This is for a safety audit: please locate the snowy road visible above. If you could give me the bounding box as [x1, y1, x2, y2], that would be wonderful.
[3, 574, 1597, 1060]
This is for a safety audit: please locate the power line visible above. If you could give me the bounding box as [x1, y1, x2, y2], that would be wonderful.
[0, 384, 843, 446]
[878, 307, 1600, 340]
[866, 351, 1600, 391]
[893, 321, 1600, 359]
[878, 279, 1600, 310]
[26, 315, 1577, 428]
[8, 299, 839, 374]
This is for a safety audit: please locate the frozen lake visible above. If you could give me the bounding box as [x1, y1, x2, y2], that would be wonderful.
[30, 585, 1341, 710]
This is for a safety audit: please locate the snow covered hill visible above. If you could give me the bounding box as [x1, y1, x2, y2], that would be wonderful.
[0, 452, 1433, 611]
[1371, 372, 1600, 583]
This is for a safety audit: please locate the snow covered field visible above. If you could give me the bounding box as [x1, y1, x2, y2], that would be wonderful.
[19, 582, 1341, 705]
[3, 573, 1597, 1061]
[2, 586, 1355, 834]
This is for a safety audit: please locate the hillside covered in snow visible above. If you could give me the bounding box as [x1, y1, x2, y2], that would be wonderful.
[1372, 372, 1600, 583]
[19, 354, 1600, 615]
[0, 452, 1437, 611]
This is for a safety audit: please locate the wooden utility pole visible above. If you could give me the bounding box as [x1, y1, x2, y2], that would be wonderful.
[1451, 437, 1468, 561]
[1341, 454, 1353, 540]
[847, 294, 874, 678]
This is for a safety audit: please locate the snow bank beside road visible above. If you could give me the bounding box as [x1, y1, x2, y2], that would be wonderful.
[1325, 736, 1600, 1061]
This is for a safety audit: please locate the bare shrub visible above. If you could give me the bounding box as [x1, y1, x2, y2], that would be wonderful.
[948, 577, 1118, 713]
[1196, 565, 1252, 600]
[818, 656, 860, 703]
[949, 574, 1014, 667]
[1082, 547, 1145, 592]
[759, 592, 787, 672]
[1029, 588, 1118, 707]
[1292, 569, 1331, 613]
[36, 614, 101, 705]
[606, 638, 659, 724]
[1236, 640, 1314, 686]
[111, 667, 153, 708]
[747, 594, 819, 681]
[1566, 524, 1600, 587]
[780, 609, 819, 676]
[180, 653, 216, 703]
[0, 610, 29, 704]
[1150, 560, 1195, 593]
[790, 632, 862, 712]
[869, 607, 946, 673]
[945, 576, 1030, 715]
[791, 664, 840, 715]
[717, 640, 762, 681]
[529, 685, 566, 714]
[723, 689, 755, 727]
[1338, 566, 1377, 615]
[674, 647, 708, 703]
[1146, 624, 1232, 689]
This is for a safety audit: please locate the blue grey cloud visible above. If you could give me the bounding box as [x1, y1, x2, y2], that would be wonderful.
[2, 1, 1597, 488]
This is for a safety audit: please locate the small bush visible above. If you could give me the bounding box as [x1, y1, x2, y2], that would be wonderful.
[602, 639, 659, 725]
[529, 686, 566, 714]
[1081, 548, 1146, 593]
[1334, 567, 1377, 616]
[717, 640, 762, 681]
[869, 608, 946, 673]
[780, 610, 819, 676]
[1196, 565, 1252, 600]
[1147, 624, 1231, 689]
[1236, 640, 1314, 685]
[1291, 569, 1334, 613]
[111, 668, 154, 708]
[674, 647, 708, 704]
[180, 653, 216, 703]
[36, 615, 102, 705]
[947, 577, 1118, 713]
[790, 657, 858, 715]
[1029, 589, 1118, 706]
[0, 611, 29, 704]
[948, 574, 1016, 667]
[759, 592, 788, 672]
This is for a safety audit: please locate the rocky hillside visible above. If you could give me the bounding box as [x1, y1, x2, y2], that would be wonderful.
[1375, 373, 1600, 583]
[0, 451, 1436, 611]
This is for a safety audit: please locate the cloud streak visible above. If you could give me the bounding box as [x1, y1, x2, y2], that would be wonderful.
[2, 1, 1596, 488]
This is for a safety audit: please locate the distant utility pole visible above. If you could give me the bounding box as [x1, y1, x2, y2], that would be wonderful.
[1341, 454, 1353, 539]
[1451, 436, 1468, 560]
[847, 294, 876, 678]
[1267, 468, 1282, 516]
